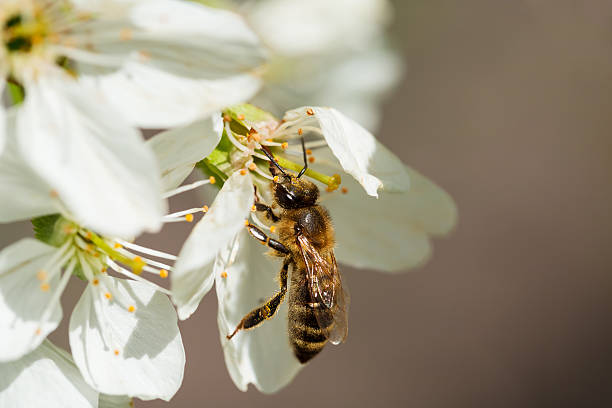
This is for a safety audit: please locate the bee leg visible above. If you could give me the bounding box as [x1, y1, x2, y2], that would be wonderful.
[246, 223, 289, 254]
[227, 260, 290, 340]
[254, 202, 280, 222]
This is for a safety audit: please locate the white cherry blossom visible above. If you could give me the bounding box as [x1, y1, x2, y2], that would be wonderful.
[167, 105, 457, 392]
[0, 0, 265, 236]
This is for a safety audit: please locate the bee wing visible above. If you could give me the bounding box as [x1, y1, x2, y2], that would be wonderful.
[297, 235, 350, 345]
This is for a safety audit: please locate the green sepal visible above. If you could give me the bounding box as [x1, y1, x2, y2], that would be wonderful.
[196, 158, 228, 189]
[32, 214, 64, 247]
[7, 80, 25, 105]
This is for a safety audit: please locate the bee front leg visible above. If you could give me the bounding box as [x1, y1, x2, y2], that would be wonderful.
[246, 222, 289, 254]
[227, 260, 290, 340]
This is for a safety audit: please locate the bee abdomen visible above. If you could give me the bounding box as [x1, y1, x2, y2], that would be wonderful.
[288, 301, 333, 364]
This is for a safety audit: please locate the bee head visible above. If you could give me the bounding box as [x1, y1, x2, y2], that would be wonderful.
[274, 175, 319, 209]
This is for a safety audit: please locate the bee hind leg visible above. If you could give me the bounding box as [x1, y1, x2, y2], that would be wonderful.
[227, 260, 290, 340]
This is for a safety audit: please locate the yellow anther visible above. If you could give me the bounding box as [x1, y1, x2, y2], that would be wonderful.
[202, 205, 209, 213]
[92, 279, 99, 286]
[248, 162, 257, 171]
[273, 176, 280, 183]
[119, 28, 132, 41]
[36, 270, 47, 281]
[270, 225, 277, 233]
[240, 169, 247, 176]
[244, 220, 250, 226]
[132, 256, 145, 275]
[251, 205, 257, 212]
[85, 232, 93, 240]
[281, 142, 289, 150]
[306, 149, 312, 155]
[298, 128, 303, 135]
[128, 305, 135, 313]
[49, 189, 59, 198]
[40, 283, 50, 292]
[220, 271, 228, 279]
[35, 328, 41, 335]
[341, 187, 349, 194]
[209, 176, 216, 184]
[101, 267, 107, 273]
[223, 114, 231, 122]
[237, 114, 245, 120]
[86, 243, 94, 252]
[105, 292, 112, 300]
[114, 349, 120, 356]
[308, 156, 315, 163]
[185, 214, 194, 222]
[159, 269, 168, 279]
[114, 242, 122, 249]
[306, 108, 315, 116]
[266, 138, 274, 143]
[327, 174, 342, 191]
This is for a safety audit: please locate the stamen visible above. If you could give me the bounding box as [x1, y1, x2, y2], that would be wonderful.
[128, 306, 135, 313]
[162, 179, 211, 199]
[114, 349, 120, 356]
[115, 239, 177, 261]
[37, 270, 47, 281]
[132, 256, 146, 275]
[248, 162, 257, 171]
[92, 279, 99, 286]
[220, 271, 228, 278]
[306, 108, 315, 116]
[185, 214, 194, 222]
[308, 156, 315, 163]
[270, 225, 277, 233]
[40, 283, 50, 292]
[281, 142, 289, 150]
[104, 292, 112, 300]
[119, 28, 132, 41]
[107, 260, 172, 295]
[298, 128, 303, 136]
[164, 208, 203, 219]
[342, 187, 349, 194]
[239, 169, 247, 176]
[114, 242, 122, 249]
[202, 205, 209, 213]
[251, 164, 274, 180]
[306, 149, 312, 155]
[159, 269, 169, 279]
[209, 176, 216, 185]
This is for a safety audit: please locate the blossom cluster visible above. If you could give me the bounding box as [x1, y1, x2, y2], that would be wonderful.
[0, 0, 456, 406]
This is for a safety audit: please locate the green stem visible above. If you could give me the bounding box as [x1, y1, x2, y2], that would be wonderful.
[273, 155, 341, 190]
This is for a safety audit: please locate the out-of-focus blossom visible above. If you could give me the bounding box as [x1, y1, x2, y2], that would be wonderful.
[236, 0, 402, 130]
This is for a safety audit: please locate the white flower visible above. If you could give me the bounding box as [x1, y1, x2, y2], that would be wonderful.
[168, 105, 457, 392]
[238, 0, 401, 130]
[0, 0, 265, 233]
[0, 340, 133, 408]
[0, 230, 185, 401]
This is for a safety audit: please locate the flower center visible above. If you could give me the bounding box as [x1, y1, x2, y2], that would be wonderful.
[3, 11, 47, 54]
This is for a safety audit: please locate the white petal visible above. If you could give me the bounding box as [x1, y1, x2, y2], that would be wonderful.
[172, 171, 254, 320]
[0, 341, 98, 408]
[324, 165, 457, 271]
[0, 239, 61, 362]
[0, 118, 58, 222]
[286, 107, 409, 196]
[148, 114, 223, 191]
[216, 231, 301, 393]
[248, 0, 391, 55]
[82, 63, 261, 128]
[70, 0, 266, 79]
[69, 277, 184, 401]
[16, 75, 165, 238]
[99, 394, 133, 408]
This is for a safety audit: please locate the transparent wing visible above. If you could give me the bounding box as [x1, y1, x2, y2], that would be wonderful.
[297, 235, 349, 345]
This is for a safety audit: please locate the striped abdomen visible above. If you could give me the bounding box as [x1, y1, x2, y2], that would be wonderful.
[288, 266, 334, 363]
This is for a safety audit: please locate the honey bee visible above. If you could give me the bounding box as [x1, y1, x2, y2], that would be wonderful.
[226, 141, 349, 363]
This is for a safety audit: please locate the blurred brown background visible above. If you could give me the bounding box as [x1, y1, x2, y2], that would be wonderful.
[3, 0, 612, 407]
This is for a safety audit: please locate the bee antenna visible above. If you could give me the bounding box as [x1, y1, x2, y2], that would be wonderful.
[297, 137, 307, 178]
[261, 146, 287, 176]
